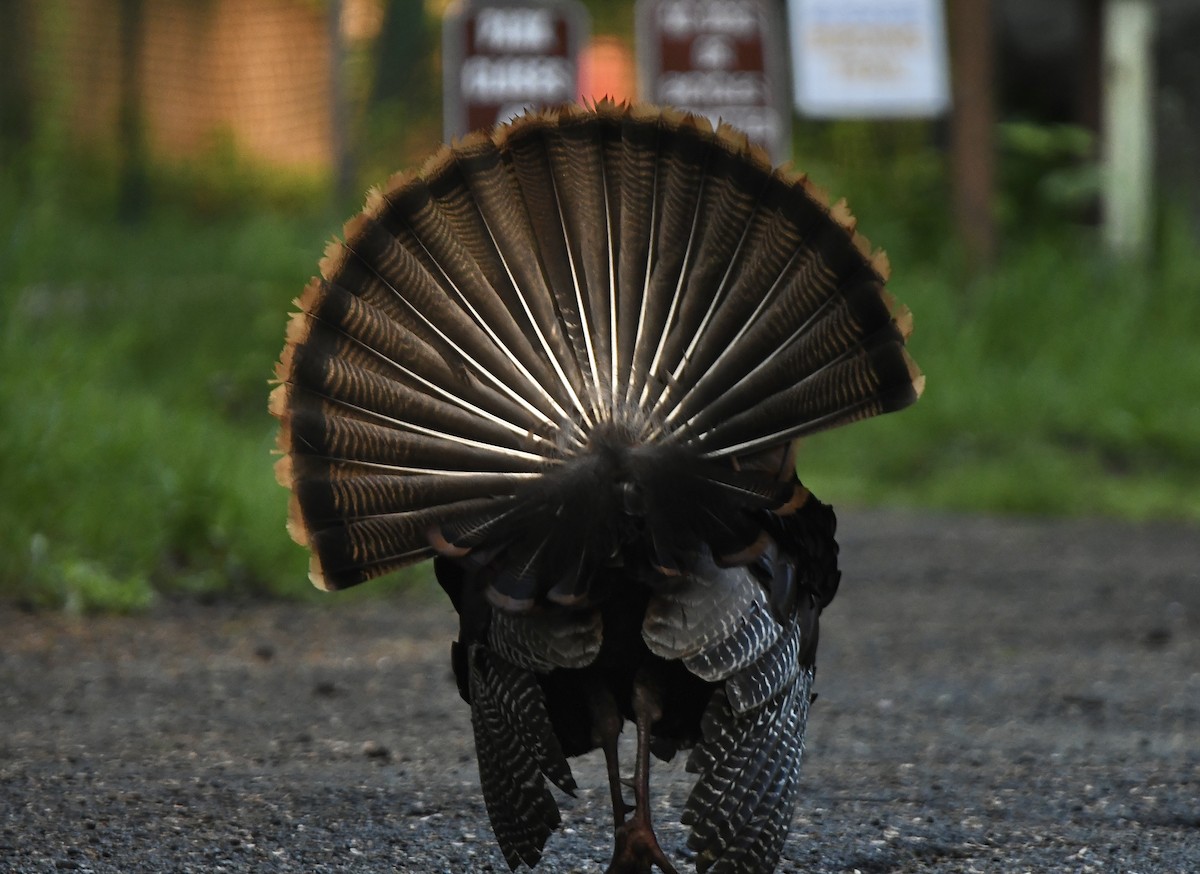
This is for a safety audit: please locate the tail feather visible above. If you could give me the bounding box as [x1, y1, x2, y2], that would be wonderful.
[696, 341, 923, 458]
[546, 106, 619, 412]
[385, 174, 571, 413]
[284, 353, 538, 459]
[449, 135, 593, 425]
[282, 407, 541, 476]
[671, 273, 897, 436]
[340, 215, 566, 430]
[646, 139, 772, 425]
[305, 505, 479, 589]
[287, 280, 460, 391]
[613, 106, 661, 401]
[273, 100, 922, 597]
[629, 113, 715, 412]
[501, 114, 604, 425]
[664, 172, 839, 412]
[293, 473, 522, 531]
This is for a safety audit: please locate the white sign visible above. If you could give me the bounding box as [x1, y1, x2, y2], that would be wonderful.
[787, 0, 950, 117]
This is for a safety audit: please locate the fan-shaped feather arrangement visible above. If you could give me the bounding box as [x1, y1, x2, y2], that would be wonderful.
[271, 101, 922, 874]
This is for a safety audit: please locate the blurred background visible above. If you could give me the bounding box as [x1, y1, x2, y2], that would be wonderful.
[1, 0, 1197, 612]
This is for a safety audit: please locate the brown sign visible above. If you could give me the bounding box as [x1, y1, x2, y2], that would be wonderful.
[443, 0, 590, 139]
[636, 0, 791, 162]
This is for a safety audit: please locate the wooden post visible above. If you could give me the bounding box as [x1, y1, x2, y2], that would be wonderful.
[117, 0, 148, 222]
[948, 0, 996, 268]
[1102, 0, 1155, 258]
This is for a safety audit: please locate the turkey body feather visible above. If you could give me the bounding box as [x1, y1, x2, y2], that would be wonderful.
[271, 101, 922, 873]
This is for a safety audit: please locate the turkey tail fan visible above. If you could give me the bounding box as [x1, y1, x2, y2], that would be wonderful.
[271, 100, 923, 596]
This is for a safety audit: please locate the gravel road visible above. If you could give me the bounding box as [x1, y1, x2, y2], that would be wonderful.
[2, 510, 1198, 873]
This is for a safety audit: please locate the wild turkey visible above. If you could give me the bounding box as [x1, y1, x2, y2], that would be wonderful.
[270, 101, 922, 873]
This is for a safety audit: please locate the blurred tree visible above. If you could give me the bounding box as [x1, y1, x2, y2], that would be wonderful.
[117, 0, 149, 221]
[370, 0, 435, 110]
[354, 0, 441, 183]
[949, 0, 997, 267]
[0, 0, 35, 169]
[579, 0, 632, 39]
[330, 0, 354, 203]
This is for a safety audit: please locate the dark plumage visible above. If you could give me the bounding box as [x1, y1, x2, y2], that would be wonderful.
[271, 101, 923, 873]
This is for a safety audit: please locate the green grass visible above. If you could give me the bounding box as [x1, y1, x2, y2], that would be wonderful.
[798, 218, 1200, 519]
[0, 189, 340, 609]
[2, 145, 1198, 612]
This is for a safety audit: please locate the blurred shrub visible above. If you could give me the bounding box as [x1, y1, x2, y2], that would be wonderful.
[997, 121, 1101, 235]
[790, 119, 952, 263]
[148, 131, 330, 219]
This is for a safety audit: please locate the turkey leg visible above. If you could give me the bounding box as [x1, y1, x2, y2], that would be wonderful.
[603, 675, 680, 874]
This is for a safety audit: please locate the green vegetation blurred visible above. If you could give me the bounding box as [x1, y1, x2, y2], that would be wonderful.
[2, 2, 1199, 613]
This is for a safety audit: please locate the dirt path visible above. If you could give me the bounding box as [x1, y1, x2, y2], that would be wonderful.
[2, 510, 1198, 873]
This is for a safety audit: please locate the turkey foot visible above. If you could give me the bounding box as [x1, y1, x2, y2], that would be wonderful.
[607, 814, 680, 874]
[602, 677, 680, 874]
